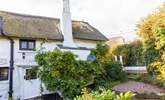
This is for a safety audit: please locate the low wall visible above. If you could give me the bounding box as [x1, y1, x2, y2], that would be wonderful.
[124, 66, 147, 73]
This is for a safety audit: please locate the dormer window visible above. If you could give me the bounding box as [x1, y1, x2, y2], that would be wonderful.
[20, 39, 36, 51]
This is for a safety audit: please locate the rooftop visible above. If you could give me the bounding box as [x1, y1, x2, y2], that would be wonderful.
[0, 11, 108, 41]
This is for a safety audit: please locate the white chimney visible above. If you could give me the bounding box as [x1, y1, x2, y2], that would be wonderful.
[61, 0, 76, 47]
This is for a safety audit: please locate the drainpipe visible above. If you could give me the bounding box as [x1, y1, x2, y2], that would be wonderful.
[8, 39, 14, 99]
[0, 18, 14, 99]
[2, 32, 14, 100]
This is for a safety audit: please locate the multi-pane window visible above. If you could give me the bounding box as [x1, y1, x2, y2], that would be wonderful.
[0, 67, 9, 81]
[25, 67, 38, 80]
[20, 39, 36, 51]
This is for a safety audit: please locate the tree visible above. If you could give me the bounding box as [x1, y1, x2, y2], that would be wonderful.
[137, 14, 161, 65]
[137, 3, 165, 65]
[137, 3, 165, 84]
[137, 4, 165, 65]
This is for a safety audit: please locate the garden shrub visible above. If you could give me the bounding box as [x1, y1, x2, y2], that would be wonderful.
[92, 77, 121, 91]
[91, 43, 114, 64]
[90, 43, 127, 90]
[92, 61, 126, 91]
[148, 61, 163, 75]
[35, 43, 128, 99]
[105, 62, 127, 81]
[74, 88, 135, 100]
[35, 49, 103, 99]
[149, 61, 165, 87]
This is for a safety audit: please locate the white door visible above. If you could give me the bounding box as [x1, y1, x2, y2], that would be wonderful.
[23, 68, 40, 99]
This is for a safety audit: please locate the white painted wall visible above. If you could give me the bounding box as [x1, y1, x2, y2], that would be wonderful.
[0, 38, 97, 100]
[75, 40, 97, 49]
[124, 66, 147, 73]
[0, 38, 11, 100]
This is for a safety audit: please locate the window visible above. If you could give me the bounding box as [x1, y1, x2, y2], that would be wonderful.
[0, 67, 9, 81]
[20, 39, 36, 50]
[25, 67, 38, 80]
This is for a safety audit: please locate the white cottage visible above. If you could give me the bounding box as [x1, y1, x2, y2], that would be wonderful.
[0, 0, 107, 99]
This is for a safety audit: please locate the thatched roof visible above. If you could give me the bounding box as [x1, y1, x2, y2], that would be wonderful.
[0, 11, 108, 41]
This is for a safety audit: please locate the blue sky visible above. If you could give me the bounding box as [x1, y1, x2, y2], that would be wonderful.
[0, 0, 164, 41]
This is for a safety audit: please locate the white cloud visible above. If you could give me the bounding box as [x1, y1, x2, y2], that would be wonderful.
[0, 0, 164, 41]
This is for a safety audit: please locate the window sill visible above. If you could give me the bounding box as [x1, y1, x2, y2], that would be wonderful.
[18, 50, 36, 53]
[26, 79, 38, 81]
[0, 80, 9, 84]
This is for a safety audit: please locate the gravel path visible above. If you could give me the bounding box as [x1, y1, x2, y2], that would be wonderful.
[112, 81, 165, 94]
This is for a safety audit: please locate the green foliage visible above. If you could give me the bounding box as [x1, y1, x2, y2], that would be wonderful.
[105, 62, 126, 81]
[25, 67, 38, 80]
[116, 92, 136, 100]
[114, 40, 144, 66]
[143, 49, 159, 66]
[35, 42, 128, 99]
[35, 49, 103, 99]
[137, 4, 165, 65]
[148, 61, 165, 87]
[74, 89, 135, 100]
[92, 79, 121, 91]
[8, 97, 13, 100]
[90, 43, 127, 90]
[137, 3, 165, 87]
[137, 11, 161, 65]
[91, 43, 114, 64]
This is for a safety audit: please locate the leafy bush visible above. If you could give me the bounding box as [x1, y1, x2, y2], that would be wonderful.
[148, 61, 163, 75]
[148, 61, 165, 87]
[74, 89, 135, 100]
[116, 92, 136, 100]
[35, 49, 103, 99]
[35, 43, 128, 99]
[92, 79, 121, 91]
[105, 62, 127, 81]
[91, 43, 114, 64]
[90, 43, 127, 90]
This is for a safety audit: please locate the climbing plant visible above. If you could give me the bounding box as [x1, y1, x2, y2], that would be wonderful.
[35, 49, 103, 99]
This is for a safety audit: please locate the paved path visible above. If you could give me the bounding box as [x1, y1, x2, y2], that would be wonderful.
[112, 81, 165, 94]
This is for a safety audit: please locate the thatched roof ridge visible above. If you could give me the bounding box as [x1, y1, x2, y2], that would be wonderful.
[0, 11, 108, 41]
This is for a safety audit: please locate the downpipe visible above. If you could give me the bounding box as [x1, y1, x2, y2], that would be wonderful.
[1, 32, 14, 100]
